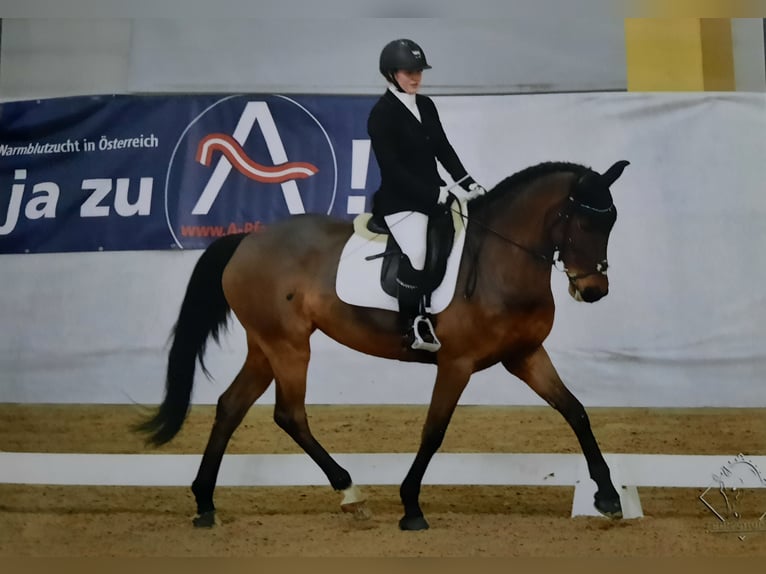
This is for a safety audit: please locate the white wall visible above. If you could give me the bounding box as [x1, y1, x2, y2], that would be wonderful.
[125, 17, 626, 95]
[0, 19, 131, 100]
[2, 92, 765, 408]
[0, 16, 627, 98]
[732, 18, 766, 92]
[1, 18, 764, 100]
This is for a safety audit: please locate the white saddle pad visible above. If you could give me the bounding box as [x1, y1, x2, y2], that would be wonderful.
[335, 201, 468, 314]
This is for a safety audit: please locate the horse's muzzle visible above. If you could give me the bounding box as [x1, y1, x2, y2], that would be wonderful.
[568, 276, 608, 303]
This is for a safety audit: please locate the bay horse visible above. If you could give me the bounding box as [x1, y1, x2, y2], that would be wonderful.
[137, 159, 630, 530]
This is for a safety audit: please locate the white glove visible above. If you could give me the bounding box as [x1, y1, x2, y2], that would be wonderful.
[454, 180, 487, 202]
[464, 182, 487, 201]
[437, 186, 451, 205]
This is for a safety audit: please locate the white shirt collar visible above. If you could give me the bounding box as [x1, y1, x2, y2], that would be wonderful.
[388, 84, 421, 122]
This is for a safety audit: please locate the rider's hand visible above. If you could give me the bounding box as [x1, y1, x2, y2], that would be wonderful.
[437, 186, 451, 205]
[458, 176, 487, 201]
[465, 182, 487, 200]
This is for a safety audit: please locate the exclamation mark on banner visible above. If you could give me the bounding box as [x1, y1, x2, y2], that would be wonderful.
[347, 139, 371, 214]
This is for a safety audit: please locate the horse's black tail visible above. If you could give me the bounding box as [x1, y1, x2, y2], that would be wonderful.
[135, 233, 248, 446]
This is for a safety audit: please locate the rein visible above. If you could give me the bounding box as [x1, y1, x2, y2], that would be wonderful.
[452, 203, 554, 265]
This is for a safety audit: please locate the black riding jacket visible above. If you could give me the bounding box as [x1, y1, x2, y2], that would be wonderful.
[368, 90, 469, 217]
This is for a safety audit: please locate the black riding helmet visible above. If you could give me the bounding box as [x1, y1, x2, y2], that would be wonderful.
[379, 39, 432, 89]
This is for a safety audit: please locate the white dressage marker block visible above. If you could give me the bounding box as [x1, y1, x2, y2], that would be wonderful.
[2, 452, 764, 519]
[571, 455, 644, 519]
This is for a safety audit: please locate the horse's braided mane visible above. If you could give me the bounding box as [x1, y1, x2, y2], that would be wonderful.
[470, 161, 592, 208]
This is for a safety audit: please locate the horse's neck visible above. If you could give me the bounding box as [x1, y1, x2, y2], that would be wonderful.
[466, 174, 571, 300]
[482, 174, 571, 251]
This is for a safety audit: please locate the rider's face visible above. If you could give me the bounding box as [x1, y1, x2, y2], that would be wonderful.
[395, 69, 423, 94]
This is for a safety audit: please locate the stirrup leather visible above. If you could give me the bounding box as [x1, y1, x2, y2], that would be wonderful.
[410, 315, 441, 352]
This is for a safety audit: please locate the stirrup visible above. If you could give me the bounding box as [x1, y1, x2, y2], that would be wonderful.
[410, 315, 441, 352]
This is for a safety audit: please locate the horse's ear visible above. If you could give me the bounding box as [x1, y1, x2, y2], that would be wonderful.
[601, 160, 630, 187]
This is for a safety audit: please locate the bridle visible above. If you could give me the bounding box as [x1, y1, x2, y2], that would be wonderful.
[452, 190, 614, 289]
[552, 195, 614, 283]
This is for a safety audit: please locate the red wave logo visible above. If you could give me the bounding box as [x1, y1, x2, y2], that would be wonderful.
[196, 133, 319, 183]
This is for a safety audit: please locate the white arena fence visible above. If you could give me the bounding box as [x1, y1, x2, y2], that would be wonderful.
[2, 451, 765, 520]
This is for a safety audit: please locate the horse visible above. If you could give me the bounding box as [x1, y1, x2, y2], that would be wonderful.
[136, 159, 630, 530]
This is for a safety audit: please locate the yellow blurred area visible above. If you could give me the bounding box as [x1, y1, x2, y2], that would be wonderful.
[625, 18, 737, 91]
[629, 0, 766, 17]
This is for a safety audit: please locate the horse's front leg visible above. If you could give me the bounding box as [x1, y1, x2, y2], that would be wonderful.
[399, 358, 473, 530]
[503, 346, 622, 518]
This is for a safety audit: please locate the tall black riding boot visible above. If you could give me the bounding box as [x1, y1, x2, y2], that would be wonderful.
[395, 259, 441, 352]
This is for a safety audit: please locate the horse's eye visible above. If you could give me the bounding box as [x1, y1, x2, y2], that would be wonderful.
[577, 220, 593, 232]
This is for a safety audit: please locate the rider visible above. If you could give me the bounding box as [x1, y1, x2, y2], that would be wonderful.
[368, 38, 487, 352]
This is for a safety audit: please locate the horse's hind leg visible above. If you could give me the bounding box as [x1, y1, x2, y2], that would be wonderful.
[191, 341, 274, 527]
[503, 347, 622, 518]
[268, 340, 368, 519]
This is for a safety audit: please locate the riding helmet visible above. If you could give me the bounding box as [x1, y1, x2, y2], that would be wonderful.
[379, 39, 432, 84]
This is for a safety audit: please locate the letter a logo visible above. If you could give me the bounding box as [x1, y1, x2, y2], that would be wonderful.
[192, 101, 318, 215]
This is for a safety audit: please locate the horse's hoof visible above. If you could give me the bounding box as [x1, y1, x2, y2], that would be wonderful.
[193, 510, 217, 528]
[399, 515, 430, 531]
[594, 493, 623, 519]
[342, 501, 373, 521]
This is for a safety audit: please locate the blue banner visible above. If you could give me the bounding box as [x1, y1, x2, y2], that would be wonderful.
[0, 93, 380, 253]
